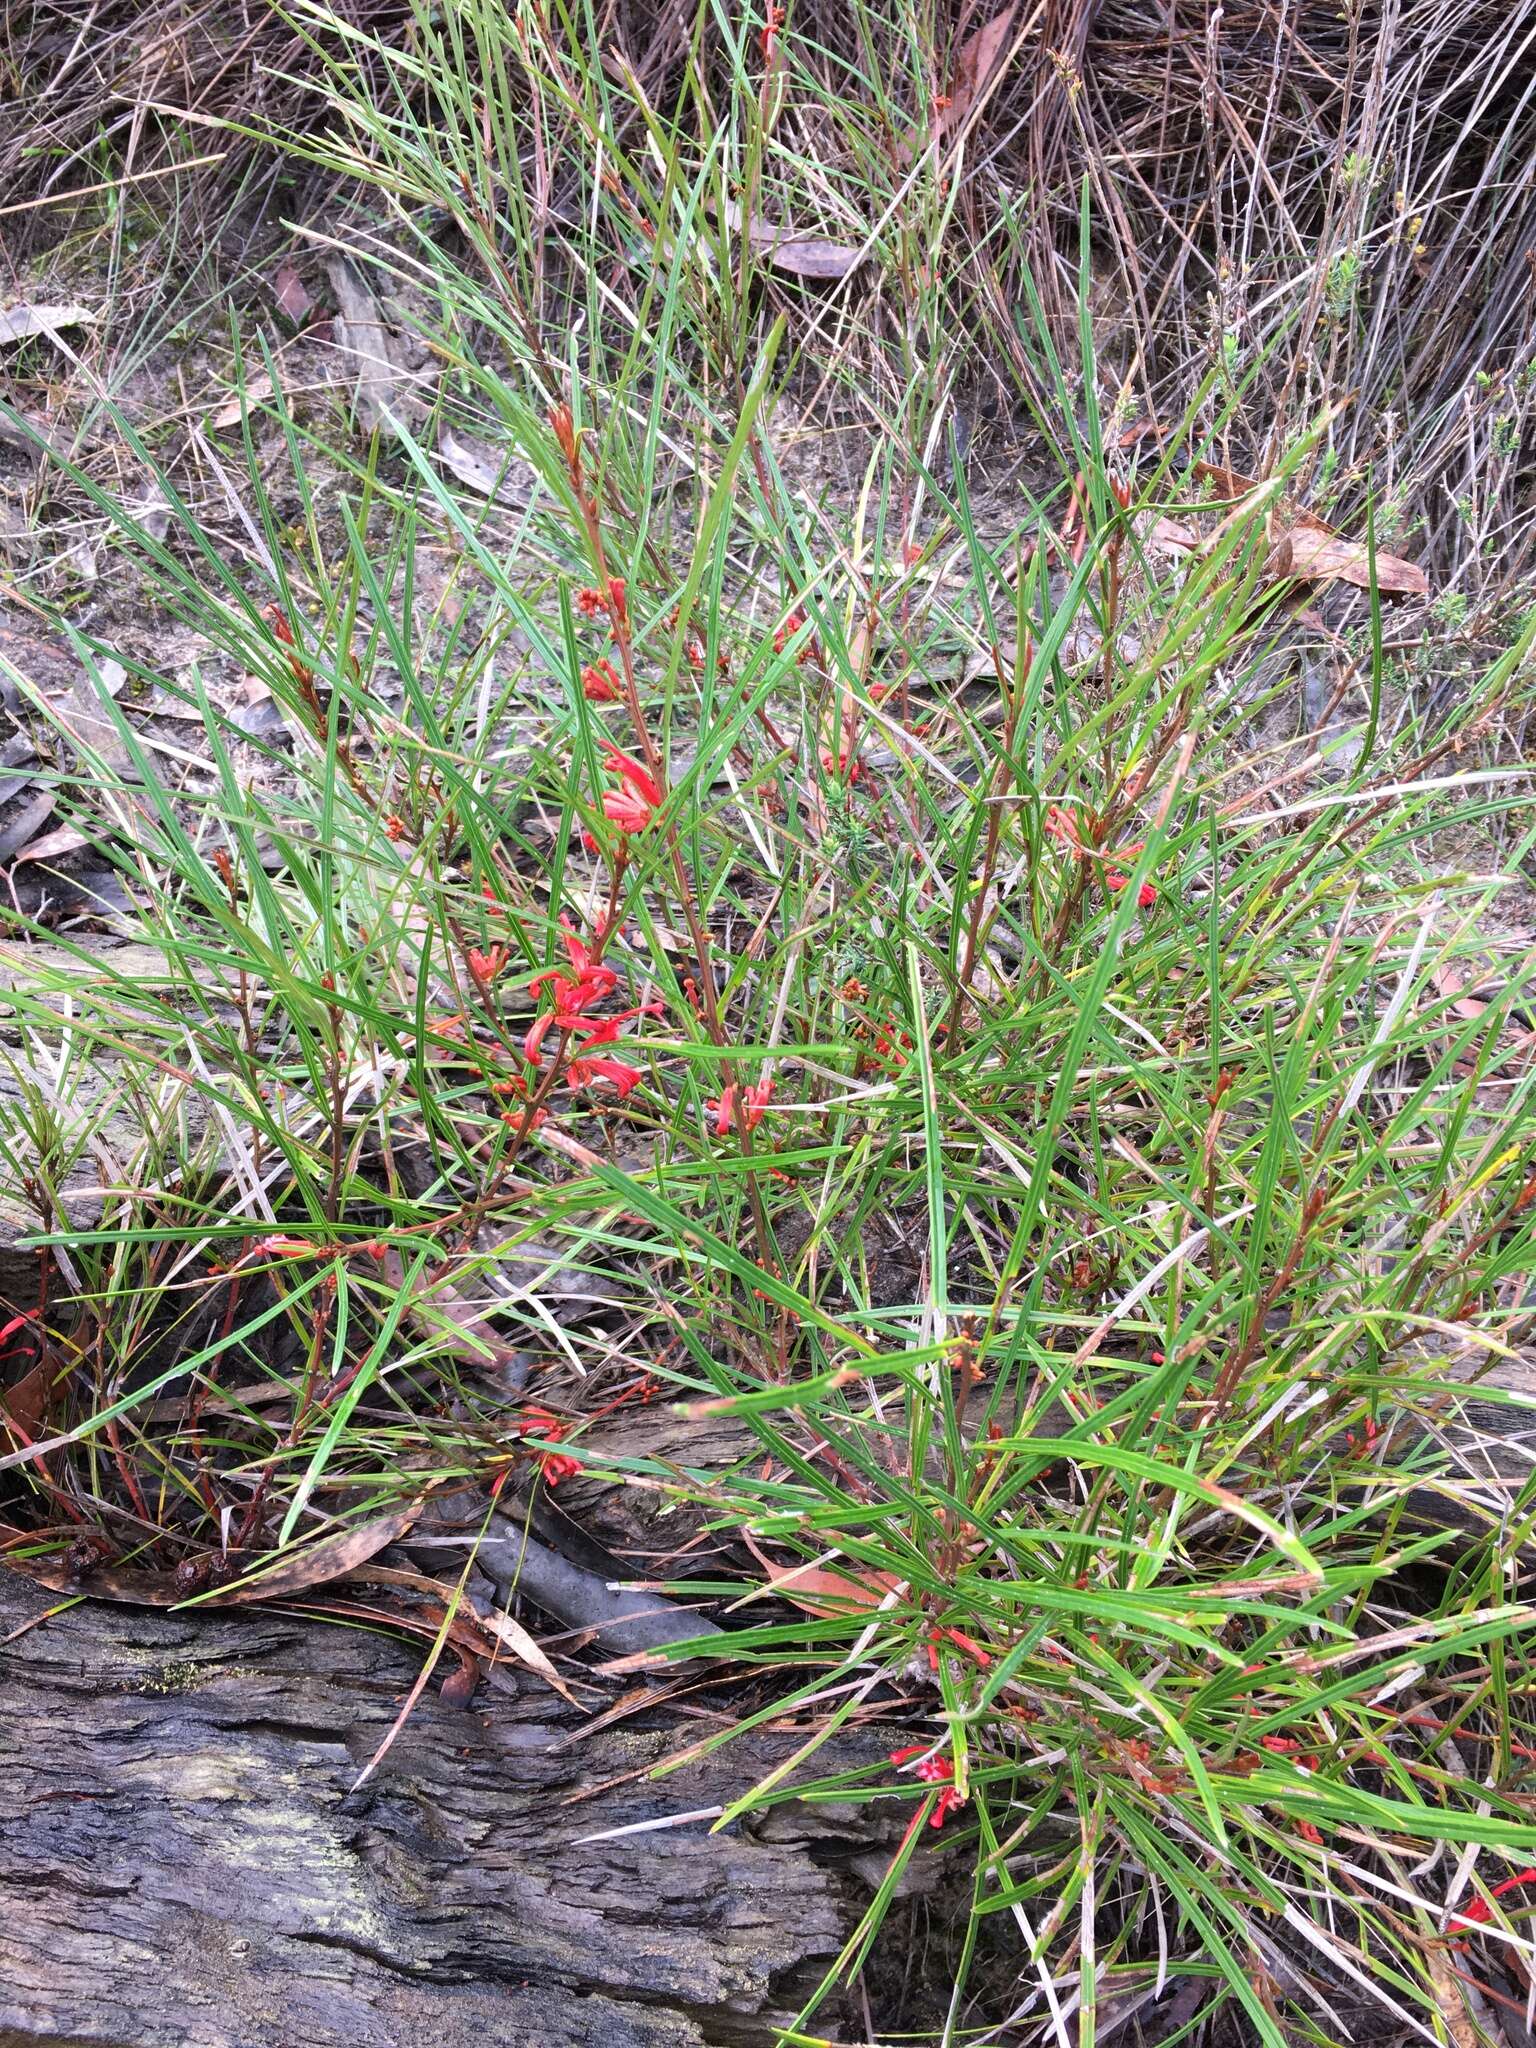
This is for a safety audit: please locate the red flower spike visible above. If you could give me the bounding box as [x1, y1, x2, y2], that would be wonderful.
[385, 814, 406, 840]
[743, 1076, 773, 1127]
[888, 1745, 966, 1829]
[1345, 1415, 1380, 1457]
[603, 788, 655, 834]
[930, 1784, 964, 1829]
[819, 745, 864, 784]
[1044, 804, 1082, 848]
[606, 577, 628, 628]
[576, 586, 606, 618]
[576, 1005, 660, 1047]
[519, 1406, 581, 1487]
[707, 1075, 773, 1138]
[529, 917, 620, 1021]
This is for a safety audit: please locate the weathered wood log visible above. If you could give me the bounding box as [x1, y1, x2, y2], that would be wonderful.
[0, 1567, 920, 2048]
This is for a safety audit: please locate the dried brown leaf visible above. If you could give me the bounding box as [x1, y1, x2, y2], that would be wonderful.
[720, 201, 863, 279]
[213, 1502, 426, 1604]
[751, 229, 863, 279]
[940, 4, 1022, 136]
[13, 821, 89, 864]
[0, 303, 95, 346]
[273, 261, 311, 323]
[211, 373, 275, 429]
[1192, 461, 1428, 594]
[742, 1532, 902, 1617]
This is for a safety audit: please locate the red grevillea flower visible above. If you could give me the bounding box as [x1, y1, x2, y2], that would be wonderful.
[575, 1005, 662, 1049]
[818, 744, 864, 784]
[575, 575, 629, 626]
[466, 944, 509, 983]
[774, 609, 809, 657]
[549, 403, 579, 471]
[1448, 1869, 1536, 1933]
[566, 1052, 643, 1097]
[529, 916, 619, 1016]
[708, 1076, 774, 1136]
[581, 659, 622, 702]
[889, 1745, 966, 1829]
[761, 2, 785, 61]
[1105, 871, 1158, 909]
[1048, 810, 1159, 905]
[519, 1406, 581, 1487]
[600, 745, 663, 834]
[1044, 804, 1083, 849]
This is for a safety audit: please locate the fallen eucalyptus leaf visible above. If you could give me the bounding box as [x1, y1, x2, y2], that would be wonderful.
[0, 303, 96, 346]
[210, 373, 275, 428]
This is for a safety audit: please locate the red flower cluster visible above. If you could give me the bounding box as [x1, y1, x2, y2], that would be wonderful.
[581, 659, 622, 702]
[1344, 1415, 1380, 1457]
[518, 1406, 580, 1487]
[889, 1745, 966, 1829]
[761, 2, 784, 61]
[818, 744, 864, 785]
[575, 577, 627, 626]
[566, 1009, 658, 1097]
[528, 916, 618, 1024]
[924, 1625, 992, 1672]
[1448, 1868, 1536, 1934]
[708, 1076, 774, 1136]
[491, 1071, 547, 1130]
[774, 608, 814, 660]
[466, 943, 509, 983]
[872, 1020, 912, 1067]
[1106, 868, 1158, 910]
[1044, 805, 1158, 908]
[522, 917, 655, 1100]
[600, 745, 662, 835]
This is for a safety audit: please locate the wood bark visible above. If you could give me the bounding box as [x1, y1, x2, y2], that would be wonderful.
[0, 1568, 914, 2048]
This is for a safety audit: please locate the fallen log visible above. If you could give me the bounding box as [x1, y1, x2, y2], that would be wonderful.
[0, 1568, 917, 2048]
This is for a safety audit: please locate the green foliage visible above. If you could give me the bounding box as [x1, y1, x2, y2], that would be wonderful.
[2, 4, 1535, 2039]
